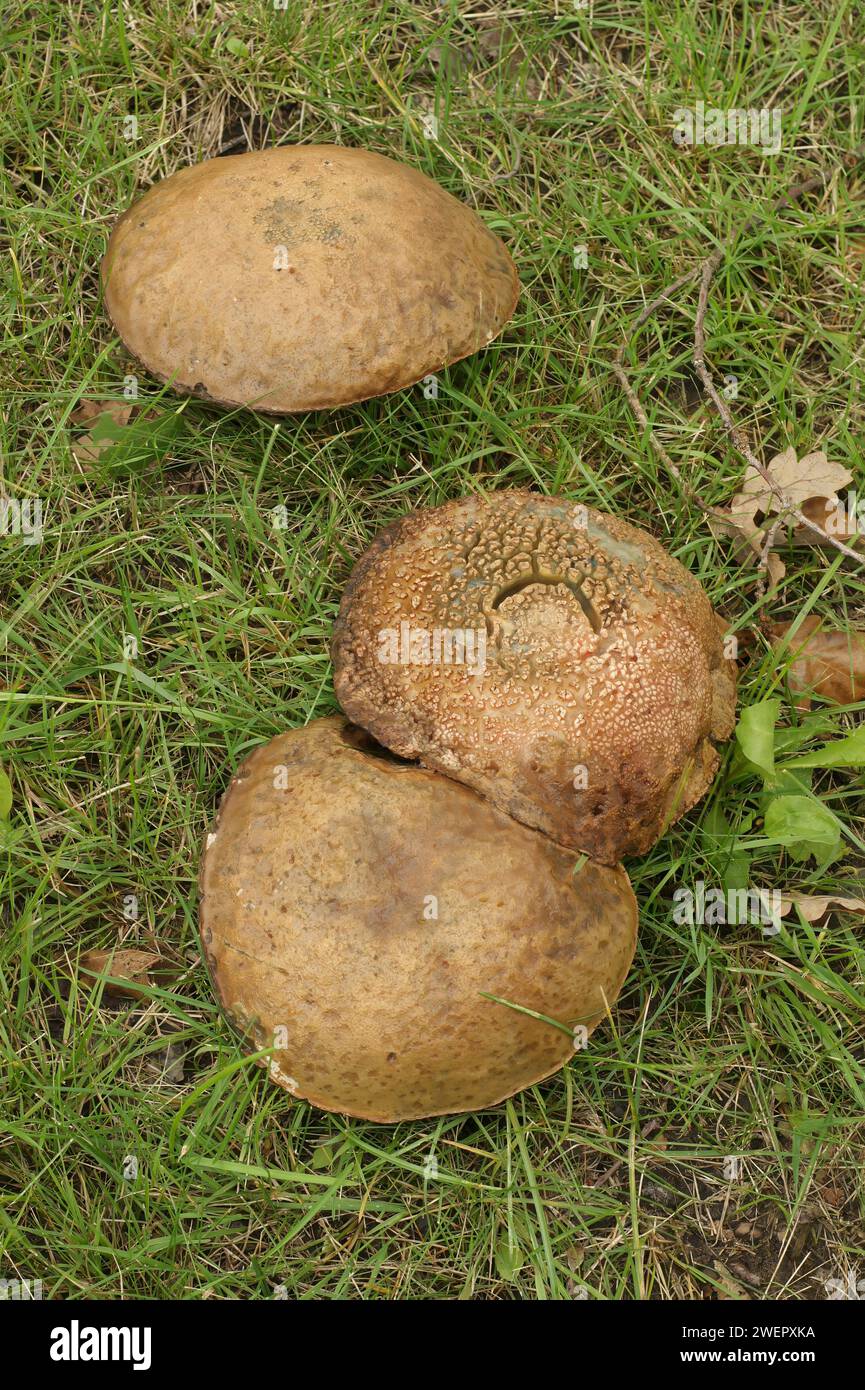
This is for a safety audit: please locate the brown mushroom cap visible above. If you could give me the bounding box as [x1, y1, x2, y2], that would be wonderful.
[198, 716, 637, 1122]
[332, 490, 737, 864]
[101, 145, 519, 413]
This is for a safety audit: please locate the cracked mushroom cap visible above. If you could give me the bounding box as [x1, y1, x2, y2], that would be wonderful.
[332, 490, 737, 864]
[198, 716, 637, 1123]
[101, 145, 518, 413]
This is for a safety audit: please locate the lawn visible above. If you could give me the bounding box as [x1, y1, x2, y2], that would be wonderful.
[1, 0, 863, 1300]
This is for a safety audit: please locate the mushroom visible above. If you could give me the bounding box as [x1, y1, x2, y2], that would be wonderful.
[332, 489, 737, 863]
[101, 145, 519, 413]
[199, 716, 637, 1122]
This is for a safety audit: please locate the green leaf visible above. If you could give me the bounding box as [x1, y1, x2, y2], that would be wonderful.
[703, 803, 751, 890]
[89, 412, 127, 445]
[225, 36, 250, 58]
[773, 719, 827, 756]
[762, 795, 842, 865]
[92, 410, 185, 476]
[0, 769, 11, 818]
[701, 801, 732, 849]
[722, 853, 751, 894]
[760, 766, 813, 800]
[735, 698, 780, 779]
[785, 725, 865, 769]
[495, 1236, 524, 1281]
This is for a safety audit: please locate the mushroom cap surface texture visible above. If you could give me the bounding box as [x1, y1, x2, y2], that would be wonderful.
[198, 717, 637, 1123]
[101, 145, 519, 413]
[332, 490, 737, 864]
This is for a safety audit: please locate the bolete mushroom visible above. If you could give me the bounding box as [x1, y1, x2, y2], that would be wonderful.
[332, 489, 737, 864]
[199, 716, 637, 1122]
[101, 145, 519, 413]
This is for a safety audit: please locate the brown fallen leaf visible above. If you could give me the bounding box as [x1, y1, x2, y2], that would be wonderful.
[791, 495, 862, 546]
[765, 552, 786, 588]
[710, 497, 861, 583]
[79, 947, 162, 998]
[778, 892, 865, 922]
[820, 1182, 845, 1208]
[713, 1260, 752, 1299]
[70, 398, 130, 426]
[707, 511, 760, 556]
[770, 615, 865, 706]
[730, 447, 852, 537]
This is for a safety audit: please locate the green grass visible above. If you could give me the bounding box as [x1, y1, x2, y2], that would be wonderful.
[2, 0, 864, 1300]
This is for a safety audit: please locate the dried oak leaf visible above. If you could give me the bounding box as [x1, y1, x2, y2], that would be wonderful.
[730, 447, 852, 535]
[710, 448, 858, 585]
[764, 552, 787, 588]
[791, 495, 862, 545]
[770, 615, 865, 706]
[79, 947, 163, 998]
[779, 892, 865, 922]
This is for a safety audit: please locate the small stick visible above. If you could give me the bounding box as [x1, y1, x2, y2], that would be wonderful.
[615, 150, 865, 574]
[693, 241, 861, 566]
[611, 268, 732, 526]
[756, 515, 784, 601]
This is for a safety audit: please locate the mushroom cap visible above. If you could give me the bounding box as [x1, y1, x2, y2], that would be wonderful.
[101, 145, 519, 413]
[332, 490, 737, 864]
[198, 717, 637, 1123]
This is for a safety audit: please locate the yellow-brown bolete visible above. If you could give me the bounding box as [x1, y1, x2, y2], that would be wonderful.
[199, 717, 637, 1122]
[101, 145, 519, 413]
[333, 490, 737, 864]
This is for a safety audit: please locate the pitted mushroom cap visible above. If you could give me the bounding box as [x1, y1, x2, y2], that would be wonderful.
[198, 717, 637, 1123]
[101, 145, 519, 413]
[332, 490, 737, 864]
